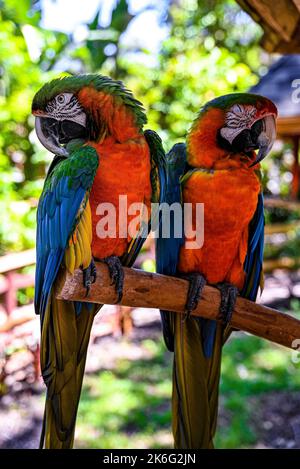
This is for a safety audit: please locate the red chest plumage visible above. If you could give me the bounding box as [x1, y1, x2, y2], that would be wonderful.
[178, 165, 260, 289]
[88, 137, 152, 259]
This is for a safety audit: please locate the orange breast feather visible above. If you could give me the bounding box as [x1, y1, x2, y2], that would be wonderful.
[88, 136, 152, 259]
[178, 166, 260, 290]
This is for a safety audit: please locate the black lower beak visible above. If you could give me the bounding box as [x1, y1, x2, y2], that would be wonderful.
[58, 120, 88, 144]
[249, 115, 276, 167]
[35, 116, 88, 156]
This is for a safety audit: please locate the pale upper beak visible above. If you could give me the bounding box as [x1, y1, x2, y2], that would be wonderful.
[35, 116, 69, 157]
[34, 110, 88, 156]
[250, 114, 277, 167]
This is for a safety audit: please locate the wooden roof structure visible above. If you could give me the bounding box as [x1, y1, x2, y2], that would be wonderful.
[251, 54, 300, 198]
[237, 1, 300, 138]
[251, 55, 300, 138]
[237, 1, 300, 198]
[237, 0, 300, 53]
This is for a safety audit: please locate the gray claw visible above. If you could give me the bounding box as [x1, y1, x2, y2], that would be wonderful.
[103, 256, 124, 303]
[181, 272, 206, 319]
[83, 259, 97, 297]
[217, 282, 238, 325]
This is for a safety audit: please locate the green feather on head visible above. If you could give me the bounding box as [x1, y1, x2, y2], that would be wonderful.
[32, 73, 147, 132]
[195, 92, 277, 121]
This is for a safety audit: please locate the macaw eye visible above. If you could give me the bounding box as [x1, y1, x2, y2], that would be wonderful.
[56, 94, 65, 104]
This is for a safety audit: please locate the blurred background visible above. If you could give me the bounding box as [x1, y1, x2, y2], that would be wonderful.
[1, 0, 300, 449]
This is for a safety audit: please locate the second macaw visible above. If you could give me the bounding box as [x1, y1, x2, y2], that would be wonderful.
[32, 74, 166, 448]
[157, 93, 277, 448]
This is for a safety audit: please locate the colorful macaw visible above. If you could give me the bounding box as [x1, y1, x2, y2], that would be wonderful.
[156, 93, 277, 449]
[32, 74, 166, 449]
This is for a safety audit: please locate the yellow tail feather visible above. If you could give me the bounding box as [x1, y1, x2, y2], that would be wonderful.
[171, 313, 223, 449]
[40, 294, 101, 448]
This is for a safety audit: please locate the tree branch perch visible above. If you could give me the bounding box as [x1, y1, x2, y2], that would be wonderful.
[55, 262, 300, 350]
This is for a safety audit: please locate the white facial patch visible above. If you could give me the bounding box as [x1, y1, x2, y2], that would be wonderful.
[45, 92, 86, 127]
[220, 103, 256, 145]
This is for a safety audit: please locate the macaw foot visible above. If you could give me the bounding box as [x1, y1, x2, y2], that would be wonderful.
[216, 282, 238, 326]
[102, 255, 124, 303]
[82, 258, 97, 297]
[181, 272, 207, 318]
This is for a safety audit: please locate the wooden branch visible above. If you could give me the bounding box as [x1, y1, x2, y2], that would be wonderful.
[56, 263, 300, 351]
[0, 305, 35, 333]
[264, 256, 300, 272]
[277, 117, 300, 137]
[265, 221, 300, 235]
[0, 249, 36, 274]
[0, 313, 34, 333]
[264, 197, 300, 212]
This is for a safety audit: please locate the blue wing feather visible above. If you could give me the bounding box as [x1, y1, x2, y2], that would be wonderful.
[35, 185, 86, 320]
[241, 192, 264, 301]
[34, 147, 99, 322]
[156, 143, 187, 351]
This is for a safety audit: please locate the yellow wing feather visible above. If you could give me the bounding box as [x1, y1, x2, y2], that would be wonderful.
[64, 201, 93, 273]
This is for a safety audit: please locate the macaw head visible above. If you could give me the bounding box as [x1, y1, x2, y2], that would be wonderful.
[32, 74, 146, 156]
[187, 93, 277, 169]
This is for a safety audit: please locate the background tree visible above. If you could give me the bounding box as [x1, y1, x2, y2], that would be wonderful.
[0, 0, 281, 255]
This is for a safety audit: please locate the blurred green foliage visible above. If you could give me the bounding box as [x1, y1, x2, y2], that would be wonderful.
[76, 339, 172, 448]
[0, 0, 297, 261]
[0, 0, 265, 254]
[0, 0, 67, 253]
[75, 332, 299, 449]
[132, 0, 262, 146]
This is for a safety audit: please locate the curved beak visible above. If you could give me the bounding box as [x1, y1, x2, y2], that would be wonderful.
[35, 116, 69, 157]
[250, 114, 276, 167]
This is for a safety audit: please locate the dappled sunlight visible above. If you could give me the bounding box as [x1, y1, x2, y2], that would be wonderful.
[75, 332, 173, 449]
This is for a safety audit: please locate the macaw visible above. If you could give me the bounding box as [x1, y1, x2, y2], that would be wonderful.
[32, 74, 166, 449]
[156, 93, 277, 449]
